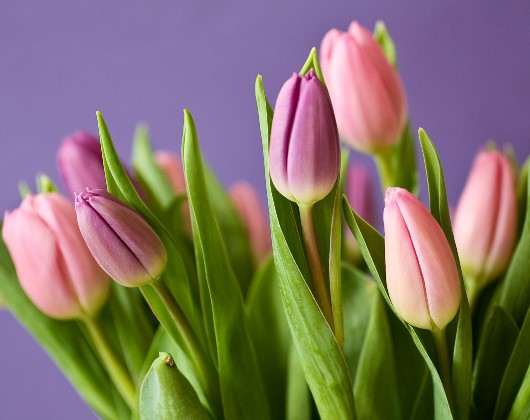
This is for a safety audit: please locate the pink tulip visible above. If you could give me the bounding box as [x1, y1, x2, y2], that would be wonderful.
[384, 188, 461, 330]
[155, 151, 192, 233]
[229, 181, 271, 265]
[269, 70, 340, 205]
[344, 165, 375, 262]
[453, 149, 517, 286]
[155, 151, 187, 194]
[75, 189, 167, 287]
[2, 193, 109, 319]
[320, 21, 407, 154]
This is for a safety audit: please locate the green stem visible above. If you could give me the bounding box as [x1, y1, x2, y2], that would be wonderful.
[432, 326, 455, 412]
[298, 204, 334, 329]
[465, 276, 482, 316]
[150, 282, 220, 415]
[374, 152, 393, 195]
[84, 317, 136, 409]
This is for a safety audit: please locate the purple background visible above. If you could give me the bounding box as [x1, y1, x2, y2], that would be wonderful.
[1, 1, 530, 418]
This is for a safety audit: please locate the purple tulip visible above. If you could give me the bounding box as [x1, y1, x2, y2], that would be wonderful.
[384, 188, 461, 330]
[453, 149, 517, 287]
[3, 193, 109, 319]
[75, 189, 167, 287]
[321, 22, 407, 154]
[269, 70, 340, 205]
[57, 131, 107, 198]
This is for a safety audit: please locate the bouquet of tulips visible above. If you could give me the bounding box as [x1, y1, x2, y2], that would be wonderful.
[1, 20, 529, 420]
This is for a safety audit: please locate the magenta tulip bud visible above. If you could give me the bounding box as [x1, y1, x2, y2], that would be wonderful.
[269, 70, 340, 205]
[384, 188, 461, 330]
[75, 189, 167, 287]
[453, 149, 517, 286]
[2, 193, 109, 319]
[320, 21, 407, 154]
[229, 181, 271, 265]
[57, 131, 107, 198]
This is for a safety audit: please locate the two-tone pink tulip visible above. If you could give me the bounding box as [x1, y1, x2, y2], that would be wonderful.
[320, 21, 407, 154]
[2, 193, 109, 319]
[453, 149, 517, 291]
[269, 70, 340, 205]
[384, 188, 461, 330]
[75, 189, 167, 287]
[229, 181, 271, 266]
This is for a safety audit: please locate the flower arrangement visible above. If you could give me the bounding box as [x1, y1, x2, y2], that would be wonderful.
[1, 20, 529, 420]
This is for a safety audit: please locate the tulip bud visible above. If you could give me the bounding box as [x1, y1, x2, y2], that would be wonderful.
[57, 131, 108, 198]
[320, 21, 407, 154]
[384, 188, 461, 330]
[229, 181, 271, 265]
[75, 189, 167, 287]
[344, 165, 375, 262]
[269, 70, 340, 205]
[453, 149, 517, 287]
[2, 193, 109, 319]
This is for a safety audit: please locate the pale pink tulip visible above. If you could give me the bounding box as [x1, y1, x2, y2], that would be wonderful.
[384, 188, 461, 330]
[229, 181, 271, 265]
[453, 149, 517, 286]
[321, 21, 407, 154]
[2, 193, 109, 319]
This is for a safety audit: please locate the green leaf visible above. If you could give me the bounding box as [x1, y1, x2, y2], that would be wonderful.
[182, 109, 270, 419]
[0, 233, 124, 420]
[341, 264, 374, 382]
[516, 157, 529, 237]
[507, 365, 530, 420]
[419, 128, 473, 420]
[256, 75, 355, 419]
[299, 47, 326, 87]
[354, 290, 401, 420]
[471, 306, 519, 419]
[374, 20, 397, 68]
[247, 257, 291, 419]
[285, 344, 312, 420]
[390, 122, 419, 195]
[139, 352, 210, 420]
[342, 202, 452, 419]
[498, 162, 530, 325]
[494, 307, 530, 420]
[35, 173, 59, 194]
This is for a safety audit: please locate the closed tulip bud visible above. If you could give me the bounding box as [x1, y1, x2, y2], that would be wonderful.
[2, 193, 109, 319]
[344, 165, 375, 263]
[320, 21, 407, 154]
[57, 131, 107, 197]
[384, 188, 461, 330]
[75, 189, 167, 287]
[269, 70, 340, 205]
[229, 181, 271, 265]
[453, 149, 517, 287]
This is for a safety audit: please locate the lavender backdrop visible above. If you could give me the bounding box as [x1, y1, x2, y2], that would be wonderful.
[1, 1, 530, 418]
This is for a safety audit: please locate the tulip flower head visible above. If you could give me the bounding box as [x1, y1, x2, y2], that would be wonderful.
[321, 21, 407, 154]
[229, 181, 271, 265]
[453, 149, 517, 287]
[57, 131, 107, 198]
[2, 193, 109, 319]
[269, 70, 340, 205]
[384, 188, 461, 330]
[75, 189, 167, 287]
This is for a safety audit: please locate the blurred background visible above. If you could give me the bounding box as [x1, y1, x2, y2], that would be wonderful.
[1, 1, 529, 418]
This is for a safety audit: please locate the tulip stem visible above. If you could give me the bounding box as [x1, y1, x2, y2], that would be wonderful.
[432, 326, 455, 413]
[299, 204, 334, 329]
[150, 282, 221, 416]
[84, 318, 136, 409]
[374, 152, 393, 194]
